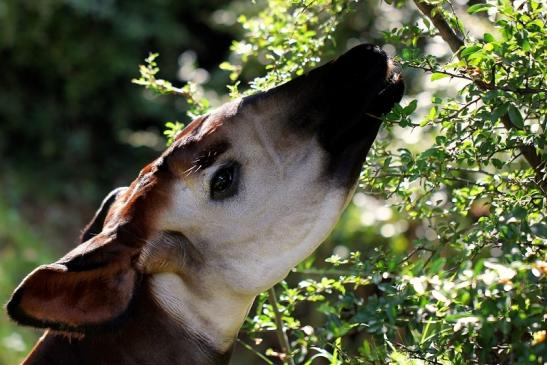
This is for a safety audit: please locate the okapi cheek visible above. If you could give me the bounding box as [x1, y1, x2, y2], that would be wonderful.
[138, 231, 204, 275]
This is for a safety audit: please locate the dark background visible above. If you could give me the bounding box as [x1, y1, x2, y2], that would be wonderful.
[0, 0, 237, 242]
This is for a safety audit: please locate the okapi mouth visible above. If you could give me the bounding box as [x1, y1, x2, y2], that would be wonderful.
[242, 43, 404, 186]
[312, 44, 405, 185]
[330, 75, 404, 187]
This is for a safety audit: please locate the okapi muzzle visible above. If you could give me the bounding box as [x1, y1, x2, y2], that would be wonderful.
[250, 43, 404, 185]
[6, 44, 404, 365]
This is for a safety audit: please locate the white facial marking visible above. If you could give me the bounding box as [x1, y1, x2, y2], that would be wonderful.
[251, 114, 285, 177]
[150, 100, 356, 352]
[150, 273, 254, 352]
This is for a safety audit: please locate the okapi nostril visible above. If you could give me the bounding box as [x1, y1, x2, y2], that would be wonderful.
[387, 59, 395, 78]
[386, 59, 403, 84]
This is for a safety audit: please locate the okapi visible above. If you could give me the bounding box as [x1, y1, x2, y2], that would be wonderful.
[6, 44, 404, 365]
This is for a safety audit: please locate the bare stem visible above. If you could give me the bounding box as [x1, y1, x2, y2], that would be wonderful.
[236, 339, 276, 365]
[268, 287, 296, 365]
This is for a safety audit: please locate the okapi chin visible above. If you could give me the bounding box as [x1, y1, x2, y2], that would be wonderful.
[7, 44, 404, 365]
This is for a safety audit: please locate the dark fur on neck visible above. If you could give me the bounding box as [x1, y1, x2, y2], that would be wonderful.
[22, 279, 232, 365]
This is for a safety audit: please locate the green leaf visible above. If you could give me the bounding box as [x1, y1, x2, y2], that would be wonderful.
[330, 337, 341, 365]
[531, 223, 547, 238]
[431, 72, 449, 81]
[483, 33, 495, 43]
[460, 45, 482, 58]
[426, 106, 437, 121]
[468, 3, 494, 14]
[492, 103, 508, 122]
[507, 105, 524, 128]
[219, 61, 234, 71]
[512, 206, 527, 219]
[491, 158, 504, 169]
[520, 37, 531, 51]
[404, 100, 418, 115]
[430, 257, 446, 273]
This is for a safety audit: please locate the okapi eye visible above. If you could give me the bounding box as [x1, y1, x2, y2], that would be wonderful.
[210, 161, 240, 200]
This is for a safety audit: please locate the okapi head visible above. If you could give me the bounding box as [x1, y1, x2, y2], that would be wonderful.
[7, 44, 403, 364]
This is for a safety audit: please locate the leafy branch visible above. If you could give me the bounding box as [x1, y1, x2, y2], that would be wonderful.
[132, 53, 197, 100]
[132, 53, 209, 144]
[412, 0, 546, 189]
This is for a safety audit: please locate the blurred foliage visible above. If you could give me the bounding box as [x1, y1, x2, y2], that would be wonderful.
[0, 198, 53, 364]
[0, 0, 234, 201]
[2, 0, 546, 364]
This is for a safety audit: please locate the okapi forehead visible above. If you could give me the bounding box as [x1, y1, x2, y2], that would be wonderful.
[166, 109, 237, 175]
[172, 99, 239, 146]
[99, 110, 232, 248]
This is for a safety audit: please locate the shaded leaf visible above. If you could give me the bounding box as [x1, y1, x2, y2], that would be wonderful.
[508, 105, 524, 128]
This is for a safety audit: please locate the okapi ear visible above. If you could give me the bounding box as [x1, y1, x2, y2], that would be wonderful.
[6, 237, 139, 332]
[80, 187, 128, 243]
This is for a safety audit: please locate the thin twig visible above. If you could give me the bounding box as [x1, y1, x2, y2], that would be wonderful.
[407, 63, 546, 95]
[268, 287, 296, 365]
[296, 268, 357, 276]
[445, 97, 481, 120]
[236, 338, 275, 365]
[398, 246, 435, 265]
[397, 343, 445, 365]
[406, 63, 472, 81]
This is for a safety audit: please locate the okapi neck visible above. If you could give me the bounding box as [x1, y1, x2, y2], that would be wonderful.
[22, 279, 232, 365]
[149, 272, 255, 353]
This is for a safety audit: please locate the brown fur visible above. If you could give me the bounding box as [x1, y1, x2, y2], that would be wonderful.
[6, 113, 226, 330]
[9, 116, 231, 364]
[22, 282, 230, 365]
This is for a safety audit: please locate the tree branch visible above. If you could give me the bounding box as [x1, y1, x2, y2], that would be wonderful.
[412, 0, 463, 53]
[412, 0, 546, 189]
[408, 63, 547, 95]
[499, 115, 547, 192]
